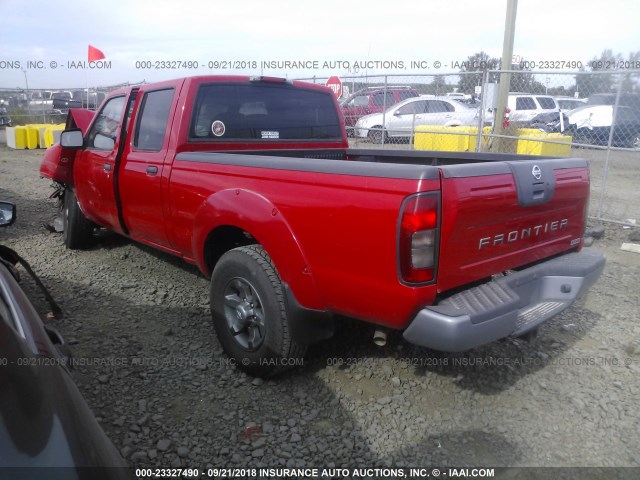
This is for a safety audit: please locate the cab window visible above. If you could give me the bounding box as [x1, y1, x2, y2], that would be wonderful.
[190, 83, 342, 141]
[396, 101, 426, 115]
[372, 92, 392, 106]
[347, 95, 369, 107]
[134, 89, 174, 151]
[85, 96, 126, 150]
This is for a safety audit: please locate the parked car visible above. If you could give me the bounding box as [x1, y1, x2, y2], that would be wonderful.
[445, 92, 472, 102]
[564, 93, 640, 147]
[52, 91, 73, 102]
[29, 90, 54, 108]
[340, 86, 419, 131]
[53, 91, 107, 112]
[527, 111, 570, 132]
[41, 75, 604, 377]
[0, 100, 11, 127]
[568, 105, 640, 148]
[355, 95, 478, 143]
[0, 201, 130, 476]
[507, 94, 559, 122]
[554, 96, 586, 112]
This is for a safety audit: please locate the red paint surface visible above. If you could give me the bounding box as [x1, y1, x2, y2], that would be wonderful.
[39, 75, 590, 330]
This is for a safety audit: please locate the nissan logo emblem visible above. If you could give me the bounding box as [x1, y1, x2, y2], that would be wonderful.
[532, 165, 542, 180]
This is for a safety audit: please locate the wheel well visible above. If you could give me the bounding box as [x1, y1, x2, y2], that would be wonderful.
[203, 226, 257, 275]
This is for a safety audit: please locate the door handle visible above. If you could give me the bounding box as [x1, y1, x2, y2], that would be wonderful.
[103, 164, 111, 172]
[146, 166, 158, 175]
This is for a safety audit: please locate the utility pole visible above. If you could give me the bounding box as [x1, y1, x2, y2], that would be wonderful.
[492, 0, 518, 152]
[22, 69, 30, 114]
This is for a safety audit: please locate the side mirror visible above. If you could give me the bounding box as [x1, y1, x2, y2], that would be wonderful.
[394, 111, 401, 116]
[60, 129, 84, 149]
[0, 202, 16, 227]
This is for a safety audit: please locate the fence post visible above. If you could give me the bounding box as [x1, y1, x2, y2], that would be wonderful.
[475, 70, 489, 153]
[596, 72, 623, 219]
[381, 75, 388, 148]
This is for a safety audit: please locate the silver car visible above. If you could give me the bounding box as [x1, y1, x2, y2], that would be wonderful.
[355, 95, 478, 143]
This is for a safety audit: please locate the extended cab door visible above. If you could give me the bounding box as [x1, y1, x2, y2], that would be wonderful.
[118, 81, 180, 247]
[74, 94, 130, 229]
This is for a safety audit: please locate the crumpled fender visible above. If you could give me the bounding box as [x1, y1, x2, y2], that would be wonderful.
[39, 109, 96, 184]
[39, 143, 73, 184]
[191, 189, 324, 311]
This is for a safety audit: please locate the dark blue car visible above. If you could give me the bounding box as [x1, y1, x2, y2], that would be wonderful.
[0, 201, 130, 479]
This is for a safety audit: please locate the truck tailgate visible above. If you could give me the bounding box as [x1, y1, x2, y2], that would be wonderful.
[437, 158, 589, 293]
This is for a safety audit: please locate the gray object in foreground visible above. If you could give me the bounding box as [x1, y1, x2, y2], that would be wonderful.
[403, 250, 606, 351]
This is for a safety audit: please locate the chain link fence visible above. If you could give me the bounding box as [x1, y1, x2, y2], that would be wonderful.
[0, 81, 145, 126]
[1, 72, 638, 226]
[300, 70, 640, 227]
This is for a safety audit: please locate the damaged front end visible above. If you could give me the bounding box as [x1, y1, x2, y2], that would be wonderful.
[39, 108, 94, 185]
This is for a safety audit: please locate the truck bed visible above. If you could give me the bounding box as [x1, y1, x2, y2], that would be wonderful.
[206, 147, 559, 165]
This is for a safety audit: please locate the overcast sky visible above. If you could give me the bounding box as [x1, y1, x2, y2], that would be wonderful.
[0, 0, 638, 89]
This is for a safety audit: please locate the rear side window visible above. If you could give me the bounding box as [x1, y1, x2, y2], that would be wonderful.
[347, 95, 369, 107]
[190, 83, 342, 141]
[536, 97, 557, 109]
[372, 92, 392, 106]
[426, 100, 453, 113]
[515, 97, 536, 110]
[134, 89, 174, 151]
[86, 95, 126, 150]
[398, 91, 418, 101]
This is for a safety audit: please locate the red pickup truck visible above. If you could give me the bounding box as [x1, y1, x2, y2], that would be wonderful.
[40, 75, 605, 376]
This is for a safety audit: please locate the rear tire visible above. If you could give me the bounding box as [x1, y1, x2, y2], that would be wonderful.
[628, 131, 640, 150]
[210, 245, 306, 377]
[62, 188, 93, 249]
[368, 126, 386, 144]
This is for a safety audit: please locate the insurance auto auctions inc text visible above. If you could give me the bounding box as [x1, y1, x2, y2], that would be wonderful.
[199, 467, 495, 478]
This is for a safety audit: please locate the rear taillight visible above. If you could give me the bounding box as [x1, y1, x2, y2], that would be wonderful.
[398, 193, 439, 284]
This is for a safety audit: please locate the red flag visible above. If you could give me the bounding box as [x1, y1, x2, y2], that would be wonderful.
[88, 45, 106, 63]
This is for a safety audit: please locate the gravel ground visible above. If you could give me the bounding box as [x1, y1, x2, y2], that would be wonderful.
[1, 142, 640, 474]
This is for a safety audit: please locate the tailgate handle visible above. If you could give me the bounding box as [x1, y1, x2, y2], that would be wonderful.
[531, 181, 545, 200]
[508, 163, 556, 207]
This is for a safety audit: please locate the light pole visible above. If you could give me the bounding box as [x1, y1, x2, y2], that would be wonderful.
[22, 69, 30, 113]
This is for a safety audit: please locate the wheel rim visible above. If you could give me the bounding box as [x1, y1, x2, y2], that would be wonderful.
[633, 134, 640, 149]
[222, 277, 266, 351]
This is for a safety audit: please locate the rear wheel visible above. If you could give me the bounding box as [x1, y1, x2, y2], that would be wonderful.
[628, 131, 640, 149]
[62, 188, 93, 249]
[368, 126, 386, 144]
[210, 245, 306, 377]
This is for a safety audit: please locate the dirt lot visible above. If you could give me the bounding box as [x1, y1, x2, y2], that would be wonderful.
[1, 140, 640, 475]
